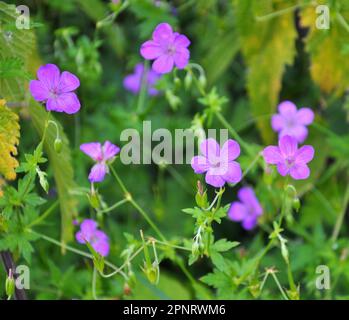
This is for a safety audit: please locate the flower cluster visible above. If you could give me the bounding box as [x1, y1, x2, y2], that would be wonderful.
[190, 99, 316, 230]
[264, 100, 315, 180]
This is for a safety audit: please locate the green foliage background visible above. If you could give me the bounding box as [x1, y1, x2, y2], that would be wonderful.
[1, 0, 349, 300]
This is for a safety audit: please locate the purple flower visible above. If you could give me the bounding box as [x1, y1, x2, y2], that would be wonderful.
[140, 22, 190, 74]
[76, 219, 110, 257]
[80, 141, 120, 183]
[228, 187, 263, 230]
[29, 64, 81, 114]
[191, 138, 242, 188]
[263, 135, 315, 180]
[123, 63, 161, 96]
[271, 101, 314, 143]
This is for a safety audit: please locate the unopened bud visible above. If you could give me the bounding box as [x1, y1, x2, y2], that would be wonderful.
[88, 190, 100, 209]
[165, 90, 181, 110]
[54, 138, 63, 153]
[184, 72, 192, 90]
[174, 77, 181, 88]
[293, 198, 300, 212]
[198, 74, 207, 88]
[5, 269, 15, 298]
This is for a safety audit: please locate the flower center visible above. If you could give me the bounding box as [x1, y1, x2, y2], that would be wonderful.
[166, 44, 176, 56]
[285, 157, 295, 168]
[49, 89, 59, 99]
[285, 117, 296, 129]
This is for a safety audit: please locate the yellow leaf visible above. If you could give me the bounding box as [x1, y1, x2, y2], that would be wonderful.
[0, 99, 20, 181]
[235, 0, 297, 143]
[300, 1, 349, 94]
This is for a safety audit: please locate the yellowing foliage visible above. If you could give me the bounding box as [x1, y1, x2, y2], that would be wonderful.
[300, 1, 349, 94]
[0, 99, 20, 183]
[235, 0, 297, 143]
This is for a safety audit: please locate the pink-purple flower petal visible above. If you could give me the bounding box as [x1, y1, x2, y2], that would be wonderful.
[59, 71, 80, 93]
[103, 141, 120, 160]
[140, 40, 163, 59]
[37, 63, 60, 90]
[152, 55, 174, 74]
[205, 171, 225, 188]
[80, 142, 103, 161]
[191, 155, 210, 173]
[29, 80, 50, 101]
[278, 100, 297, 116]
[228, 202, 248, 221]
[297, 108, 314, 125]
[263, 146, 283, 164]
[174, 48, 190, 69]
[279, 135, 297, 157]
[220, 139, 241, 162]
[152, 22, 173, 44]
[88, 163, 108, 183]
[295, 145, 314, 164]
[290, 164, 310, 180]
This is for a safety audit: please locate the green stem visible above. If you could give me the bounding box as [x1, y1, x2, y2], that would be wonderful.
[130, 199, 166, 242]
[255, 3, 305, 22]
[110, 165, 166, 241]
[27, 200, 59, 228]
[136, 61, 149, 114]
[92, 267, 98, 300]
[270, 272, 289, 300]
[109, 165, 128, 195]
[152, 239, 191, 252]
[215, 112, 254, 158]
[97, 198, 128, 214]
[331, 183, 349, 243]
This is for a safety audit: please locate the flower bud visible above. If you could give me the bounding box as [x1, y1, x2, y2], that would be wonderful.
[195, 190, 208, 209]
[285, 184, 297, 199]
[292, 198, 300, 212]
[5, 269, 15, 299]
[191, 241, 200, 255]
[174, 77, 181, 88]
[198, 74, 207, 89]
[54, 138, 63, 154]
[88, 190, 100, 209]
[165, 90, 181, 110]
[184, 72, 192, 90]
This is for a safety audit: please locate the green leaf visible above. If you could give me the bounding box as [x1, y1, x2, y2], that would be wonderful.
[210, 250, 229, 272]
[0, 2, 35, 100]
[200, 269, 230, 289]
[235, 0, 297, 142]
[213, 239, 239, 252]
